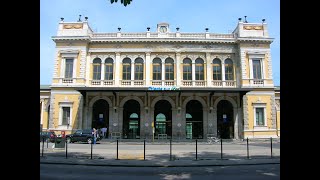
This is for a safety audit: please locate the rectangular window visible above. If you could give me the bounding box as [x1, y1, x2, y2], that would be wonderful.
[252, 59, 262, 79]
[62, 107, 70, 125]
[153, 63, 161, 80]
[105, 64, 113, 80]
[135, 64, 144, 80]
[122, 63, 131, 80]
[65, 59, 74, 78]
[255, 108, 265, 126]
[93, 64, 101, 80]
[195, 64, 204, 80]
[183, 64, 192, 80]
[213, 65, 221, 80]
[165, 63, 174, 80]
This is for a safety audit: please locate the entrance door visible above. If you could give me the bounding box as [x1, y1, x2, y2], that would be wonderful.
[129, 119, 139, 139]
[186, 122, 192, 139]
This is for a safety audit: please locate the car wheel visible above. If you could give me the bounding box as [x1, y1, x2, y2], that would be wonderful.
[66, 138, 71, 143]
[87, 138, 92, 144]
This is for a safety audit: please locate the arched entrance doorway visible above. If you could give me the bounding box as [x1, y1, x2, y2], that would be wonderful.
[186, 100, 203, 139]
[154, 100, 172, 139]
[123, 100, 140, 139]
[92, 99, 109, 136]
[217, 100, 234, 139]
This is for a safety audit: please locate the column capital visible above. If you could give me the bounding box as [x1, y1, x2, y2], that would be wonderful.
[175, 52, 181, 56]
[145, 52, 151, 56]
[116, 52, 121, 56]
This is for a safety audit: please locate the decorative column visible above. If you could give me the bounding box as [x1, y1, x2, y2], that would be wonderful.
[101, 62, 105, 80]
[161, 59, 165, 86]
[233, 107, 239, 139]
[115, 52, 121, 86]
[192, 61, 195, 86]
[40, 100, 44, 125]
[145, 52, 151, 86]
[176, 52, 181, 87]
[203, 107, 208, 138]
[212, 108, 218, 137]
[88, 107, 93, 129]
[237, 107, 243, 139]
[118, 107, 124, 134]
[86, 53, 91, 86]
[222, 60, 226, 86]
[109, 107, 113, 134]
[206, 52, 211, 87]
[180, 108, 186, 139]
[131, 60, 135, 84]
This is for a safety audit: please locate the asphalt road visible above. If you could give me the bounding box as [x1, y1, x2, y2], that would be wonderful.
[40, 163, 280, 180]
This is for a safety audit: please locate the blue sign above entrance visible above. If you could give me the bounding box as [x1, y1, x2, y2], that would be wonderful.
[148, 86, 180, 91]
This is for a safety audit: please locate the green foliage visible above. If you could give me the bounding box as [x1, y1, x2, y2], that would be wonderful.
[110, 0, 132, 7]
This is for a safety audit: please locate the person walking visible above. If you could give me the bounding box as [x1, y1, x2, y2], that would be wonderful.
[101, 126, 107, 139]
[92, 128, 97, 144]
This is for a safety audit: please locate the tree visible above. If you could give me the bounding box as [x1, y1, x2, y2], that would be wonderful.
[110, 0, 132, 7]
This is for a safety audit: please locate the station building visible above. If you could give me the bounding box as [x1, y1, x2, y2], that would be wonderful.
[40, 17, 280, 139]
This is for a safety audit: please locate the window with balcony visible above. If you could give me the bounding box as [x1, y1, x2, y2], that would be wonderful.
[122, 58, 131, 80]
[153, 58, 162, 80]
[135, 58, 144, 80]
[224, 58, 234, 80]
[165, 58, 174, 80]
[92, 58, 101, 80]
[195, 58, 204, 80]
[65, 59, 74, 78]
[252, 59, 262, 79]
[212, 58, 221, 80]
[183, 58, 192, 80]
[105, 58, 113, 80]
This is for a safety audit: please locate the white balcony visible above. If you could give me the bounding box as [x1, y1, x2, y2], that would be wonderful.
[211, 80, 236, 87]
[181, 80, 206, 87]
[90, 80, 114, 86]
[151, 80, 175, 86]
[120, 80, 145, 86]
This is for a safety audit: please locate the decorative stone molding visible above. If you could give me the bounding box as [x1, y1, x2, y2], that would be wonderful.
[150, 54, 175, 62]
[243, 25, 263, 30]
[120, 54, 145, 62]
[270, 95, 276, 129]
[181, 54, 205, 61]
[63, 24, 83, 29]
[90, 54, 116, 62]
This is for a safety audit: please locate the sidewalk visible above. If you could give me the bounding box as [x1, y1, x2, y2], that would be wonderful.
[40, 155, 280, 167]
[40, 138, 280, 167]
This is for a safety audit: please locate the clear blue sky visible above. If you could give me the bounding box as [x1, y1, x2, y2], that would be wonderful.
[40, 0, 280, 86]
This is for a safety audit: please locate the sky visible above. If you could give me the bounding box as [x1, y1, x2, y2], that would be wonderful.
[40, 0, 280, 86]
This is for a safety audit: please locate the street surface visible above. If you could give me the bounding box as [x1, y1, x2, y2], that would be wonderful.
[40, 163, 280, 180]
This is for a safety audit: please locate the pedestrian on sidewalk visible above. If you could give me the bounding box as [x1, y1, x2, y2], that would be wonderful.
[101, 126, 107, 139]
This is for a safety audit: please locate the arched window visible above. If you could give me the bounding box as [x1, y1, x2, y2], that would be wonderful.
[135, 58, 144, 80]
[93, 58, 101, 80]
[183, 58, 192, 80]
[153, 58, 162, 80]
[165, 58, 174, 80]
[195, 58, 204, 80]
[212, 58, 222, 80]
[105, 58, 113, 80]
[122, 58, 131, 80]
[156, 113, 166, 134]
[225, 59, 234, 80]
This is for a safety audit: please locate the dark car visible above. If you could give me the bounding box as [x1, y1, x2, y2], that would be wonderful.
[65, 129, 101, 144]
[40, 131, 57, 143]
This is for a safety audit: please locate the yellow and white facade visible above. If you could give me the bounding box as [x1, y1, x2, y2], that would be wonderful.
[40, 18, 280, 139]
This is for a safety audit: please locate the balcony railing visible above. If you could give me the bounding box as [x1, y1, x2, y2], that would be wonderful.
[249, 79, 265, 86]
[181, 80, 206, 87]
[211, 80, 236, 87]
[90, 80, 114, 86]
[92, 32, 234, 39]
[151, 80, 175, 86]
[62, 78, 74, 83]
[120, 80, 145, 86]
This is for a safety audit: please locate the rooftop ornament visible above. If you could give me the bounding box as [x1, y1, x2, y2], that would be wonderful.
[205, 28, 209, 32]
[262, 19, 266, 23]
[238, 18, 242, 22]
[244, 16, 248, 23]
[147, 27, 150, 31]
[60, 17, 64, 21]
[118, 27, 121, 31]
[85, 17, 88, 21]
[78, 15, 82, 22]
[176, 27, 180, 31]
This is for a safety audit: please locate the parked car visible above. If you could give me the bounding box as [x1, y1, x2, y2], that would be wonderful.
[65, 129, 101, 144]
[40, 131, 57, 143]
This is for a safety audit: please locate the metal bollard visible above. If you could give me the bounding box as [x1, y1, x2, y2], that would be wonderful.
[246, 137, 250, 159]
[220, 138, 223, 159]
[270, 137, 273, 158]
[196, 139, 198, 160]
[170, 139, 172, 161]
[65, 138, 68, 159]
[90, 139, 93, 159]
[144, 139, 146, 160]
[116, 139, 119, 160]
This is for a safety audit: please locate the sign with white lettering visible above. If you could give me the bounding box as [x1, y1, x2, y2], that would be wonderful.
[148, 86, 180, 91]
